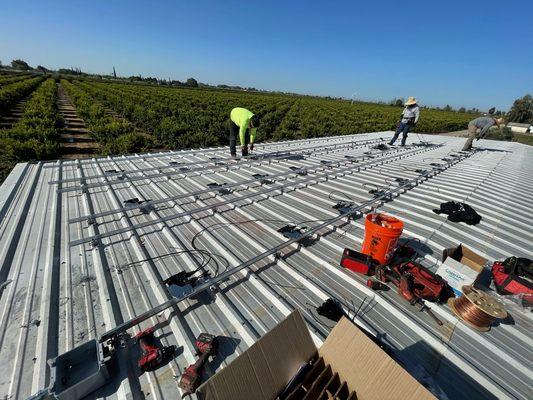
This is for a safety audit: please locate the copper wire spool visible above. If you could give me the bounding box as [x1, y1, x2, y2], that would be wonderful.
[448, 286, 508, 332]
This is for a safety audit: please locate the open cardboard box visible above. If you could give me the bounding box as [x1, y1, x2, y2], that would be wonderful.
[197, 310, 435, 400]
[437, 244, 487, 296]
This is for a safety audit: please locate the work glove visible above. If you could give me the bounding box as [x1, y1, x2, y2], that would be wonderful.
[250, 143, 254, 151]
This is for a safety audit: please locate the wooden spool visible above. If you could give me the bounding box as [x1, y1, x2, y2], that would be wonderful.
[448, 286, 507, 332]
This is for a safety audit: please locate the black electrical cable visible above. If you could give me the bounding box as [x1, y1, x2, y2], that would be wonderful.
[328, 189, 355, 203]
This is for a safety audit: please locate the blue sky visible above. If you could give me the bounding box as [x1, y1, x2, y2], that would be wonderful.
[1, 0, 532, 110]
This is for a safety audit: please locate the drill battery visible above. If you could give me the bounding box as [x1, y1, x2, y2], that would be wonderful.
[340, 248, 376, 275]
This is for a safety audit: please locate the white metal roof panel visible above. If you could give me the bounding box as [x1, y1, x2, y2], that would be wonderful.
[0, 132, 531, 400]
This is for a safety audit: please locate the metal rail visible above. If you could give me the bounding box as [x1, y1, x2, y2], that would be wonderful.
[70, 144, 443, 247]
[67, 142, 392, 224]
[50, 137, 384, 189]
[43, 132, 373, 169]
[99, 149, 471, 341]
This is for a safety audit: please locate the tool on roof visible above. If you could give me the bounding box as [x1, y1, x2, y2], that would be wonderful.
[28, 149, 474, 400]
[375, 264, 445, 326]
[366, 278, 388, 291]
[179, 333, 219, 397]
[136, 327, 176, 372]
[376, 258, 448, 303]
[340, 248, 376, 276]
[448, 285, 507, 331]
[491, 257, 533, 296]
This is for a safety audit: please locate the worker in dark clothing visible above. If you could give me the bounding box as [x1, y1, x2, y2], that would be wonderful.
[229, 107, 259, 157]
[389, 97, 420, 146]
[462, 116, 504, 151]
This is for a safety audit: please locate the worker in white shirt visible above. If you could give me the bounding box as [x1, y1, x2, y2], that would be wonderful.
[389, 97, 420, 146]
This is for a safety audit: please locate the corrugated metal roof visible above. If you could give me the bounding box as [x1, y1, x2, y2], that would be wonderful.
[0, 132, 531, 400]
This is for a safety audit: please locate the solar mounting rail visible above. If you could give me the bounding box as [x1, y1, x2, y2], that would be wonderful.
[49, 137, 385, 189]
[69, 144, 450, 247]
[42, 132, 372, 169]
[52, 137, 383, 193]
[27, 148, 472, 400]
[67, 143, 407, 224]
[99, 148, 473, 341]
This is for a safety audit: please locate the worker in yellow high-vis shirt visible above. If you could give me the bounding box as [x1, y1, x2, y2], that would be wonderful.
[229, 107, 259, 157]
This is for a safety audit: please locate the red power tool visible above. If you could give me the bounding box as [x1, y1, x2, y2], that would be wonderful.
[376, 261, 447, 303]
[376, 265, 444, 326]
[179, 333, 219, 396]
[135, 327, 176, 372]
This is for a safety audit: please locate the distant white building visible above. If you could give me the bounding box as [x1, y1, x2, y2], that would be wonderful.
[507, 122, 532, 134]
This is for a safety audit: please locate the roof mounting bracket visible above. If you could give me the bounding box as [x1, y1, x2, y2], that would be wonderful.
[289, 166, 308, 176]
[430, 163, 445, 169]
[252, 173, 273, 184]
[207, 182, 232, 195]
[333, 201, 355, 214]
[344, 155, 358, 163]
[123, 198, 154, 214]
[283, 153, 305, 161]
[277, 225, 307, 241]
[368, 189, 392, 201]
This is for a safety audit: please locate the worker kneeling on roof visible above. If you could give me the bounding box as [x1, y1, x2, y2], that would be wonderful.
[229, 107, 259, 157]
[462, 116, 505, 151]
[389, 97, 420, 146]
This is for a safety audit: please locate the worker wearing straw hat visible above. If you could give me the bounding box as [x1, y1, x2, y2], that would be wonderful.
[389, 97, 420, 146]
[462, 116, 505, 151]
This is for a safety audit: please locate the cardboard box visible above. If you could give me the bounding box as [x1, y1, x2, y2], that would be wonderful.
[197, 310, 435, 400]
[436, 244, 487, 296]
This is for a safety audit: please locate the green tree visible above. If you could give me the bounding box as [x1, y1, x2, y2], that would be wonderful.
[36, 65, 48, 73]
[186, 78, 198, 88]
[506, 94, 533, 124]
[458, 107, 466, 113]
[11, 59, 31, 70]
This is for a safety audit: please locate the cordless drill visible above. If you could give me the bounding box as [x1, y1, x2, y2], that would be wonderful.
[179, 333, 219, 396]
[135, 327, 176, 372]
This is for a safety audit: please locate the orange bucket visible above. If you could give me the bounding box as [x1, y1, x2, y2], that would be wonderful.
[361, 213, 404, 265]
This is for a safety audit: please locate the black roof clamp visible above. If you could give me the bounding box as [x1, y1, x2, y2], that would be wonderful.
[207, 182, 232, 195]
[332, 201, 361, 218]
[289, 166, 308, 176]
[252, 173, 273, 184]
[368, 189, 392, 201]
[278, 225, 307, 240]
